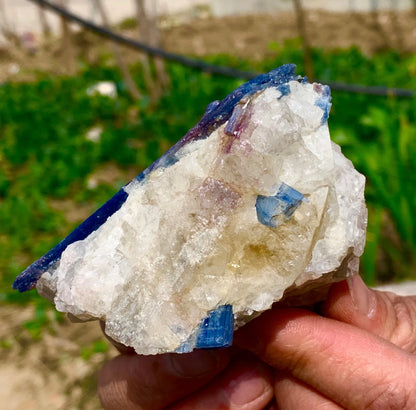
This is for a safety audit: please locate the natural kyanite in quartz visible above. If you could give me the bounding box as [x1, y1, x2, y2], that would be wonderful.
[13, 65, 367, 354]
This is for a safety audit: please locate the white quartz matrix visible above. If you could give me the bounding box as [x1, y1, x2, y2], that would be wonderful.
[37, 80, 367, 354]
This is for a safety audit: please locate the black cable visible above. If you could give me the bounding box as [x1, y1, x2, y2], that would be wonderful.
[27, 0, 257, 80]
[27, 0, 415, 98]
[326, 81, 414, 98]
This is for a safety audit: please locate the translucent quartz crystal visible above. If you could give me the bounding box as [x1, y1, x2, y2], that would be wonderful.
[13, 65, 367, 354]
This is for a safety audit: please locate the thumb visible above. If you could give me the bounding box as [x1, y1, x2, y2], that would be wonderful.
[324, 274, 416, 353]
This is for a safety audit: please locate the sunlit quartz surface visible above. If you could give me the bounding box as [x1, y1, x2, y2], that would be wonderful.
[13, 65, 367, 354]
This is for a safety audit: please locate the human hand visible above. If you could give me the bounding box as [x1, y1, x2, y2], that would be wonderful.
[97, 342, 274, 409]
[98, 275, 416, 409]
[236, 274, 416, 409]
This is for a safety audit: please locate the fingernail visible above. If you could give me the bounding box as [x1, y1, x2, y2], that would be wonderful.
[225, 363, 268, 406]
[347, 274, 377, 319]
[167, 350, 221, 378]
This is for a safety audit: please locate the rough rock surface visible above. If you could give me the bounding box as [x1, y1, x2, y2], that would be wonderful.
[14, 65, 367, 354]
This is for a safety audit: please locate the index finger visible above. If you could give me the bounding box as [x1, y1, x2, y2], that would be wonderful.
[235, 308, 416, 409]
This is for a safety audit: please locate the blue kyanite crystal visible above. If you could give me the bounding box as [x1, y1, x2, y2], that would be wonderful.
[314, 84, 332, 124]
[12, 64, 300, 293]
[256, 183, 305, 228]
[195, 305, 234, 349]
[276, 83, 291, 99]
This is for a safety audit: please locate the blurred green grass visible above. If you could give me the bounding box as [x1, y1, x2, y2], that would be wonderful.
[1, 42, 415, 318]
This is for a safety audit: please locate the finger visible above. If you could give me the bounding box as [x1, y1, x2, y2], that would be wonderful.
[274, 370, 342, 410]
[98, 349, 230, 410]
[235, 308, 416, 409]
[169, 354, 274, 410]
[324, 274, 416, 352]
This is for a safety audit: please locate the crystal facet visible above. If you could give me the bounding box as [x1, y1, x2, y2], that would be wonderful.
[256, 183, 305, 228]
[13, 65, 367, 354]
[195, 305, 234, 349]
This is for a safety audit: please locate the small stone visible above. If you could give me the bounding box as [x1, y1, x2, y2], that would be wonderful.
[86, 81, 117, 98]
[13, 65, 367, 354]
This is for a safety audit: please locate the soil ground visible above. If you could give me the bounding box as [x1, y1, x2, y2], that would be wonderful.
[1, 9, 416, 409]
[0, 306, 116, 409]
[162, 10, 416, 59]
[1, 9, 416, 82]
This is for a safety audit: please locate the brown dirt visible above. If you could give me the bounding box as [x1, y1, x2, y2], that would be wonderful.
[1, 10, 416, 83]
[2, 9, 416, 410]
[0, 305, 118, 409]
[162, 10, 416, 59]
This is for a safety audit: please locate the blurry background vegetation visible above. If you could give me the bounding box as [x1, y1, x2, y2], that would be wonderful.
[0, 0, 415, 408]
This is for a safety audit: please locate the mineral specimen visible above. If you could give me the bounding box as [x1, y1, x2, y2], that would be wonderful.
[13, 65, 367, 354]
